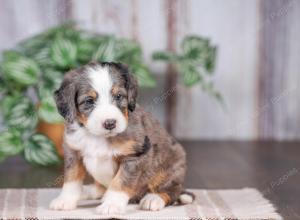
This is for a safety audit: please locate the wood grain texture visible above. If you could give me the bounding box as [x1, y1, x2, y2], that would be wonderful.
[258, 0, 300, 140]
[175, 0, 260, 140]
[0, 0, 69, 51]
[165, 0, 178, 134]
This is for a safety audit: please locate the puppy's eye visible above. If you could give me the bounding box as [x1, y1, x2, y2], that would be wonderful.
[115, 93, 123, 101]
[84, 97, 94, 105]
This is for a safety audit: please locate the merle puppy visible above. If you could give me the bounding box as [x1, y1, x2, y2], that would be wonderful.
[50, 62, 193, 214]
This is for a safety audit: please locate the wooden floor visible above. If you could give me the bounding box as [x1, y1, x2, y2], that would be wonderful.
[0, 141, 299, 219]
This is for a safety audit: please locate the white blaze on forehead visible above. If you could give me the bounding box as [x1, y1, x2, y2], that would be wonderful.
[85, 65, 127, 136]
[88, 66, 112, 104]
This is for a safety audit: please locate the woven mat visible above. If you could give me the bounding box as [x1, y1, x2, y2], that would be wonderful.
[0, 188, 282, 220]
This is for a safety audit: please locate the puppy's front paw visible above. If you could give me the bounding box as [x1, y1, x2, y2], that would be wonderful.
[49, 195, 78, 210]
[139, 193, 166, 211]
[96, 201, 126, 215]
[95, 190, 129, 215]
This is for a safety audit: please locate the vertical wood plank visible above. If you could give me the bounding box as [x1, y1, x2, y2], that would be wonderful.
[258, 0, 300, 140]
[132, 0, 167, 72]
[71, 0, 132, 38]
[175, 0, 260, 140]
[0, 0, 70, 51]
[130, 0, 139, 41]
[165, 0, 178, 133]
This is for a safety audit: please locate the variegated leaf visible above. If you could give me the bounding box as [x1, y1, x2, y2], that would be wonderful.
[130, 65, 155, 88]
[51, 38, 77, 68]
[0, 129, 23, 156]
[179, 63, 202, 87]
[24, 134, 61, 166]
[93, 37, 116, 61]
[2, 54, 41, 86]
[6, 97, 38, 131]
[38, 91, 63, 123]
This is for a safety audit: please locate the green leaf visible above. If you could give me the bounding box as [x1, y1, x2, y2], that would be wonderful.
[19, 34, 50, 57]
[24, 134, 61, 166]
[0, 77, 7, 96]
[130, 65, 155, 88]
[179, 64, 202, 87]
[41, 69, 64, 92]
[93, 36, 116, 61]
[77, 38, 97, 63]
[152, 51, 175, 61]
[2, 54, 41, 86]
[182, 36, 209, 55]
[115, 39, 142, 63]
[0, 94, 22, 118]
[32, 47, 53, 67]
[2, 50, 23, 61]
[38, 92, 63, 123]
[37, 73, 63, 123]
[205, 46, 217, 73]
[0, 129, 23, 156]
[5, 97, 38, 131]
[51, 38, 77, 69]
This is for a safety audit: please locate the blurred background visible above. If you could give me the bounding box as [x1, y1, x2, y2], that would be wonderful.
[0, 0, 298, 141]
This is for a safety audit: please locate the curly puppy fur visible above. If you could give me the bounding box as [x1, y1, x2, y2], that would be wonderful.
[49, 61, 193, 214]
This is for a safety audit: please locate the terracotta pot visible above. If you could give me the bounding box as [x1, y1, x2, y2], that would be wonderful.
[37, 120, 64, 157]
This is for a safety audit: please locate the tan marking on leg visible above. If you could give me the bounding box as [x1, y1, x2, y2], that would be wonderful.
[158, 192, 171, 205]
[64, 160, 86, 182]
[94, 181, 106, 190]
[148, 170, 167, 192]
[108, 168, 134, 197]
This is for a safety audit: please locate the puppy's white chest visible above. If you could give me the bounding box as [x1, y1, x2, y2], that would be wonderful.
[83, 153, 117, 188]
[65, 128, 118, 187]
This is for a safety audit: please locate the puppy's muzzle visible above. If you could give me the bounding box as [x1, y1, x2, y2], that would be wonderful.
[103, 119, 117, 130]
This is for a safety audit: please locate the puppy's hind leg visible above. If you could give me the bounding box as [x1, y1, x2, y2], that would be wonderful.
[139, 182, 182, 211]
[139, 193, 168, 211]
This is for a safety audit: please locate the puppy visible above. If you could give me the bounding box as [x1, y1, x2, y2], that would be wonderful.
[49, 61, 194, 214]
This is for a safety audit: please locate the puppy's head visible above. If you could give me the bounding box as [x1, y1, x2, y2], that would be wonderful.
[54, 62, 138, 137]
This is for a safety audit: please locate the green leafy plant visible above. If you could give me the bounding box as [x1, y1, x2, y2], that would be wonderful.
[153, 36, 221, 101]
[0, 24, 220, 166]
[0, 23, 155, 166]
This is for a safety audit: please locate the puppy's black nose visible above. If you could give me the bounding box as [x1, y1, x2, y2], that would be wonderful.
[103, 119, 116, 130]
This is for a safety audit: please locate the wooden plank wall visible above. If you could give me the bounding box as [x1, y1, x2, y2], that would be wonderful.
[258, 0, 300, 140]
[0, 0, 70, 51]
[174, 0, 260, 140]
[0, 0, 299, 140]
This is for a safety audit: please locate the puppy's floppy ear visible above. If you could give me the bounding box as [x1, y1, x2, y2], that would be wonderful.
[54, 73, 77, 123]
[127, 72, 138, 111]
[116, 63, 138, 112]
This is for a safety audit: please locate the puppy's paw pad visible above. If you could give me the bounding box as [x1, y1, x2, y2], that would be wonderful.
[49, 196, 77, 210]
[139, 193, 165, 211]
[96, 202, 125, 215]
